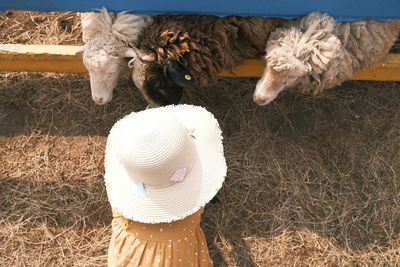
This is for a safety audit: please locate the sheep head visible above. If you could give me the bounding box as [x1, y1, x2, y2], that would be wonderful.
[254, 12, 342, 106]
[130, 49, 200, 107]
[76, 8, 152, 105]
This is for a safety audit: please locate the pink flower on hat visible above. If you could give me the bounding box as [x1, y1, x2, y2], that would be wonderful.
[170, 168, 187, 182]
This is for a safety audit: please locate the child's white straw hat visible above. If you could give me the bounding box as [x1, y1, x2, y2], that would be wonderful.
[104, 105, 226, 223]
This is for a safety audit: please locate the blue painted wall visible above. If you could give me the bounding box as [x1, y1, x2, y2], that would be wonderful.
[1, 0, 399, 20]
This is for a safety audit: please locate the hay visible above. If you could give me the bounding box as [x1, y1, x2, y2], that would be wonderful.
[0, 10, 82, 45]
[1, 10, 400, 267]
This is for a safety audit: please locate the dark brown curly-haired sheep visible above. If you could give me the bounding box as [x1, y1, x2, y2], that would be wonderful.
[126, 15, 286, 106]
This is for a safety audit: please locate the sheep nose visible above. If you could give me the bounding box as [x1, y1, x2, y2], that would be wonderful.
[93, 96, 105, 105]
[253, 92, 276, 106]
[93, 97, 103, 105]
[253, 94, 268, 106]
[253, 94, 263, 104]
[92, 94, 112, 105]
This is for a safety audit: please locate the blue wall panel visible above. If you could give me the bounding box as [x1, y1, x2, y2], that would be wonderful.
[1, 0, 399, 20]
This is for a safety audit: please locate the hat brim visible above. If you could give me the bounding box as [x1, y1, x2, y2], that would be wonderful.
[104, 104, 227, 223]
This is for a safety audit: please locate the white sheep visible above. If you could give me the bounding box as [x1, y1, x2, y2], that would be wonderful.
[253, 12, 400, 105]
[76, 8, 152, 105]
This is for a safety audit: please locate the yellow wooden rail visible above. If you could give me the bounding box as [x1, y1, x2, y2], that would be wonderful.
[0, 44, 87, 73]
[1, 44, 399, 81]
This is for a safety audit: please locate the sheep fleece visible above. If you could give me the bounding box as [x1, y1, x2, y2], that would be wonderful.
[137, 15, 286, 87]
[270, 13, 400, 94]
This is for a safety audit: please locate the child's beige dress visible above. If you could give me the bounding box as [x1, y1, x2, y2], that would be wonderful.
[108, 208, 213, 267]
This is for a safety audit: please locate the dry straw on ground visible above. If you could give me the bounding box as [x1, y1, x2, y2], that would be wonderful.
[1, 10, 400, 266]
[0, 10, 82, 45]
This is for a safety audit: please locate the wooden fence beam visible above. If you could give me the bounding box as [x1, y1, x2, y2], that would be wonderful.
[1, 44, 399, 81]
[0, 44, 86, 73]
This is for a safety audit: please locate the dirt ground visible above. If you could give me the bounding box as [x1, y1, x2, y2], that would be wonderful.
[1, 10, 400, 266]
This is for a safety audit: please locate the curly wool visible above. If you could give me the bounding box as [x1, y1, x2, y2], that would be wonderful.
[137, 15, 286, 87]
[81, 7, 152, 45]
[267, 12, 400, 94]
[79, 8, 153, 105]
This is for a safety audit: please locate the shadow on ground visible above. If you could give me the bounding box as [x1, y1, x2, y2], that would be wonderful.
[1, 72, 400, 266]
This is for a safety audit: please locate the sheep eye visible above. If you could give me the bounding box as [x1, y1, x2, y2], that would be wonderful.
[158, 89, 167, 96]
[109, 52, 119, 58]
[184, 75, 191, 80]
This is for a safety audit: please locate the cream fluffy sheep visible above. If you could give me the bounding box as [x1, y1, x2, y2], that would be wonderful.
[253, 12, 400, 105]
[76, 8, 152, 105]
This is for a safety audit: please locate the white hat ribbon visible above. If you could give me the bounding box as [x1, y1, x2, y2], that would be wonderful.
[133, 183, 146, 197]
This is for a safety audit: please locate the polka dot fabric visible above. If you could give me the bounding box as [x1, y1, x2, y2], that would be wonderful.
[108, 208, 213, 267]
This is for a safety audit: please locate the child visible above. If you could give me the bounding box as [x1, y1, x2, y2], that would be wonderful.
[104, 104, 227, 267]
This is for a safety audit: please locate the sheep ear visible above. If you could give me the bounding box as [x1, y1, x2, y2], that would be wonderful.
[132, 49, 156, 63]
[124, 48, 138, 68]
[167, 62, 200, 89]
[311, 73, 321, 85]
[124, 48, 138, 59]
[141, 53, 156, 62]
[75, 45, 86, 56]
